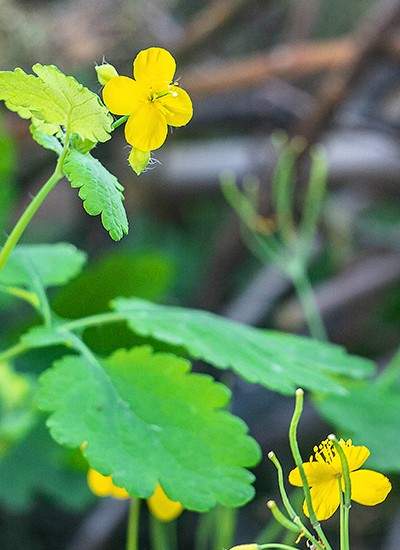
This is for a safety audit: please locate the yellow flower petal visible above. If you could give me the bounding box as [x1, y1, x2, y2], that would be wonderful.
[350, 469, 392, 506]
[342, 441, 370, 472]
[289, 462, 333, 487]
[147, 484, 183, 523]
[125, 104, 168, 151]
[103, 76, 146, 115]
[303, 479, 340, 521]
[87, 469, 129, 500]
[158, 86, 193, 127]
[133, 47, 176, 87]
[330, 440, 370, 474]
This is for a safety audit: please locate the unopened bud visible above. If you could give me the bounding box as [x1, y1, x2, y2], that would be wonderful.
[95, 62, 119, 86]
[128, 147, 151, 175]
[228, 545, 259, 550]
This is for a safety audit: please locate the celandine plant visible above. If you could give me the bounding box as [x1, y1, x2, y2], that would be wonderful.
[0, 48, 388, 549]
[229, 389, 391, 550]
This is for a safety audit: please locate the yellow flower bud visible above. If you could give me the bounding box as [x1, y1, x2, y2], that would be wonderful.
[228, 545, 259, 550]
[128, 147, 151, 175]
[95, 62, 119, 86]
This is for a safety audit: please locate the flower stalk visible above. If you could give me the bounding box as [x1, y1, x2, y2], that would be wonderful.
[329, 435, 351, 550]
[127, 499, 141, 550]
[288, 389, 333, 550]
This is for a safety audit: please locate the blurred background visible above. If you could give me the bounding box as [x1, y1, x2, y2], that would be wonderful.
[1, 0, 400, 548]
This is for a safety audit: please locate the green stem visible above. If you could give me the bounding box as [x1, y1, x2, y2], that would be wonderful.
[291, 267, 327, 341]
[0, 342, 29, 363]
[126, 499, 141, 550]
[150, 515, 175, 550]
[339, 488, 345, 550]
[195, 512, 215, 550]
[259, 545, 300, 549]
[61, 312, 127, 331]
[330, 436, 351, 550]
[0, 134, 70, 271]
[267, 453, 324, 550]
[112, 115, 129, 130]
[288, 390, 332, 550]
[212, 507, 237, 550]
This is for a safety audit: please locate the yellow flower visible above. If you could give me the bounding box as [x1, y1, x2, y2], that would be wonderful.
[228, 545, 259, 550]
[102, 47, 193, 151]
[147, 483, 183, 522]
[289, 439, 391, 521]
[87, 468, 129, 500]
[87, 469, 183, 522]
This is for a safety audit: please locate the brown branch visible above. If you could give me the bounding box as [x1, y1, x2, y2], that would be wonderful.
[184, 37, 355, 96]
[296, 0, 400, 142]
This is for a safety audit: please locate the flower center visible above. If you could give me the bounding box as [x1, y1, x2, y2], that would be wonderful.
[149, 88, 178, 103]
[312, 439, 336, 464]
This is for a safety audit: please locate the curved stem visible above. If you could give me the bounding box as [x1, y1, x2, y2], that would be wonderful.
[268, 453, 325, 550]
[112, 115, 129, 130]
[289, 390, 332, 550]
[0, 133, 70, 271]
[291, 268, 327, 341]
[61, 312, 127, 331]
[259, 545, 300, 549]
[330, 437, 351, 550]
[127, 499, 141, 550]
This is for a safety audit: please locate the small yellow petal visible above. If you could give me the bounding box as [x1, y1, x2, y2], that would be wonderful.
[125, 105, 168, 151]
[103, 76, 146, 115]
[147, 484, 183, 523]
[331, 441, 370, 474]
[303, 479, 340, 521]
[350, 469, 391, 506]
[87, 469, 129, 500]
[289, 462, 333, 487]
[133, 47, 176, 87]
[158, 86, 193, 127]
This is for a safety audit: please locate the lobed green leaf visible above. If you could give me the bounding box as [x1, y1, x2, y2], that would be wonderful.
[315, 381, 400, 472]
[0, 64, 112, 142]
[37, 346, 260, 511]
[0, 243, 86, 289]
[113, 298, 375, 396]
[63, 150, 129, 241]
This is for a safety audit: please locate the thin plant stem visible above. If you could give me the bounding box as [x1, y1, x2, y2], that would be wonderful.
[330, 436, 351, 550]
[61, 312, 127, 331]
[212, 507, 237, 550]
[0, 133, 70, 271]
[126, 499, 141, 550]
[339, 487, 345, 550]
[266, 501, 299, 534]
[289, 389, 332, 550]
[259, 544, 300, 549]
[112, 115, 129, 130]
[291, 267, 327, 341]
[195, 512, 215, 550]
[267, 453, 324, 550]
[150, 515, 172, 550]
[0, 342, 29, 363]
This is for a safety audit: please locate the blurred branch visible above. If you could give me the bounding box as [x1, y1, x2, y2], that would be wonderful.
[275, 253, 400, 332]
[184, 37, 354, 96]
[175, 0, 251, 55]
[284, 0, 320, 42]
[297, 0, 400, 143]
[66, 498, 128, 550]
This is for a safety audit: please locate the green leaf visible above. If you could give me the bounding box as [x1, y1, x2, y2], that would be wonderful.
[29, 119, 62, 154]
[0, 64, 112, 142]
[314, 381, 400, 472]
[53, 250, 175, 319]
[38, 346, 260, 511]
[63, 150, 129, 241]
[113, 298, 375, 396]
[0, 362, 36, 454]
[0, 243, 86, 289]
[0, 421, 92, 511]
